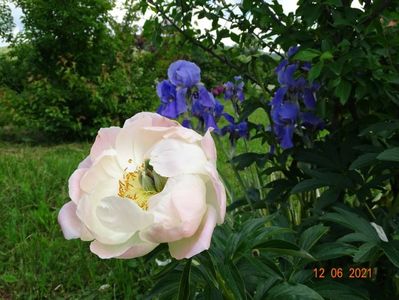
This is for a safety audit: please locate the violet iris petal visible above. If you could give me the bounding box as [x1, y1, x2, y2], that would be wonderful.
[287, 45, 299, 58]
[224, 81, 234, 100]
[198, 86, 216, 107]
[167, 60, 201, 88]
[277, 64, 297, 86]
[281, 125, 295, 149]
[301, 112, 324, 129]
[271, 87, 287, 106]
[278, 103, 299, 123]
[157, 80, 176, 103]
[303, 88, 316, 110]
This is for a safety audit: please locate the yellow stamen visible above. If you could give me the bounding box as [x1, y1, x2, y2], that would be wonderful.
[117, 162, 156, 210]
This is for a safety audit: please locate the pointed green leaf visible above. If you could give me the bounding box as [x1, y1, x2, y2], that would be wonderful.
[178, 259, 191, 300]
[377, 147, 399, 162]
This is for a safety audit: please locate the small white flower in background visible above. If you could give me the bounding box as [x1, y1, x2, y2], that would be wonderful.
[98, 284, 111, 291]
[58, 112, 226, 260]
[155, 258, 172, 266]
[370, 222, 388, 242]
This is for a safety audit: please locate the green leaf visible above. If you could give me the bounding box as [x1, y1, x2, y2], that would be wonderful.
[380, 240, 399, 268]
[353, 242, 380, 263]
[349, 153, 378, 170]
[218, 262, 247, 300]
[308, 61, 324, 82]
[291, 178, 326, 194]
[312, 242, 357, 260]
[268, 282, 323, 300]
[335, 80, 352, 105]
[299, 224, 329, 251]
[314, 189, 340, 211]
[231, 152, 268, 170]
[292, 48, 321, 61]
[377, 147, 399, 162]
[178, 259, 191, 300]
[320, 207, 380, 243]
[245, 256, 285, 280]
[320, 51, 333, 61]
[237, 54, 252, 63]
[254, 240, 315, 260]
[312, 280, 369, 300]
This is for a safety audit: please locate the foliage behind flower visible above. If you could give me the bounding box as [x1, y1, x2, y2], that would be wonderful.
[58, 112, 226, 260]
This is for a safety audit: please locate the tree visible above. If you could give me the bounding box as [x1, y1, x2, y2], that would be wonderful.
[0, 0, 13, 41]
[12, 0, 116, 77]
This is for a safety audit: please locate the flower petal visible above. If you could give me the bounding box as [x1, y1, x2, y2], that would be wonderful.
[58, 201, 82, 240]
[201, 128, 217, 162]
[141, 174, 207, 243]
[150, 138, 208, 177]
[204, 163, 226, 223]
[90, 233, 158, 259]
[80, 152, 121, 194]
[96, 196, 153, 235]
[90, 127, 121, 161]
[124, 112, 178, 128]
[168, 205, 217, 259]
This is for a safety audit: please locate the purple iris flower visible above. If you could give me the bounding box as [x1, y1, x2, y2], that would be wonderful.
[287, 45, 299, 58]
[198, 86, 216, 107]
[274, 124, 295, 149]
[192, 97, 224, 133]
[277, 64, 297, 86]
[182, 119, 192, 129]
[271, 87, 287, 106]
[302, 62, 312, 71]
[223, 77, 245, 102]
[221, 113, 248, 145]
[275, 59, 288, 73]
[271, 103, 299, 149]
[301, 112, 324, 129]
[272, 102, 300, 124]
[303, 88, 316, 110]
[224, 81, 234, 100]
[167, 60, 201, 88]
[270, 45, 325, 149]
[156, 80, 187, 118]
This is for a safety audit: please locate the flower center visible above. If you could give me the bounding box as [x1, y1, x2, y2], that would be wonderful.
[117, 160, 167, 210]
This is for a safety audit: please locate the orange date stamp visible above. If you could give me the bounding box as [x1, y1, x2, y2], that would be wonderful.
[313, 267, 373, 279]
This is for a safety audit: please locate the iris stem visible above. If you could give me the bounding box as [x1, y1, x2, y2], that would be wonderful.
[215, 135, 254, 211]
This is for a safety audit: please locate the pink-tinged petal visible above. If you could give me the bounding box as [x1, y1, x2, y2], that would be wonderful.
[149, 139, 208, 177]
[68, 168, 88, 204]
[117, 243, 158, 259]
[90, 234, 158, 259]
[68, 156, 92, 204]
[124, 112, 178, 128]
[204, 163, 226, 223]
[201, 128, 217, 162]
[96, 196, 153, 235]
[80, 152, 121, 194]
[141, 175, 207, 243]
[116, 125, 177, 167]
[78, 156, 92, 169]
[169, 205, 217, 259]
[58, 201, 82, 240]
[162, 126, 203, 143]
[90, 127, 121, 161]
